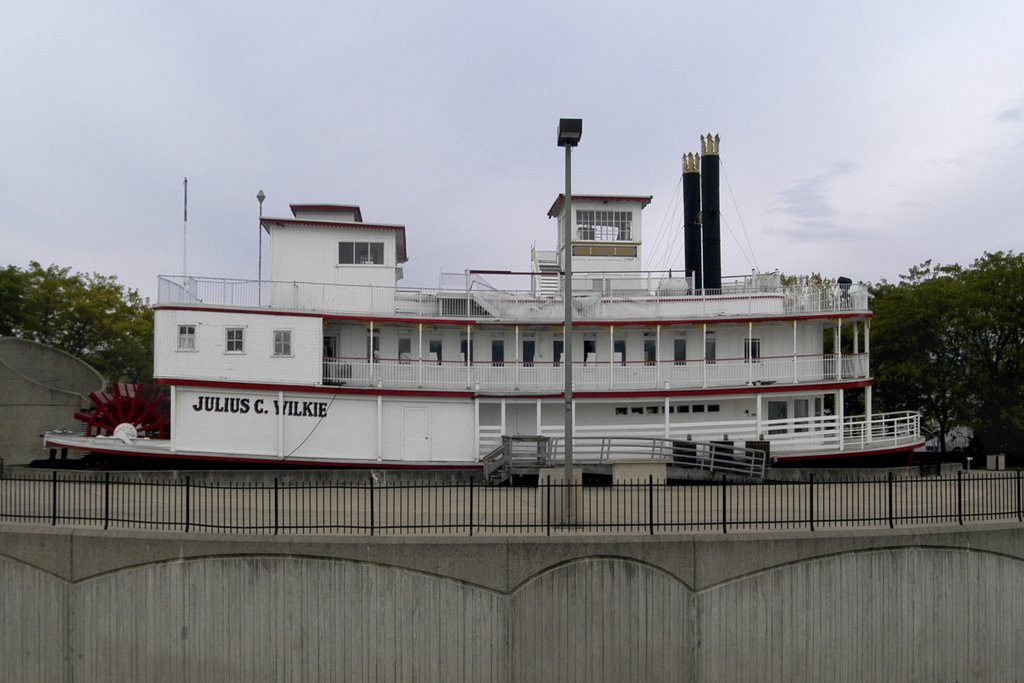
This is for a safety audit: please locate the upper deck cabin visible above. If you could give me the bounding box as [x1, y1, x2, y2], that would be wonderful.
[157, 198, 868, 322]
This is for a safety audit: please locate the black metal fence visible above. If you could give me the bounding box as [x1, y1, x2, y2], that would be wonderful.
[0, 470, 1019, 536]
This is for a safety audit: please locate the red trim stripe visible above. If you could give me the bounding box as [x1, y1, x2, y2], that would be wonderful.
[155, 376, 870, 400]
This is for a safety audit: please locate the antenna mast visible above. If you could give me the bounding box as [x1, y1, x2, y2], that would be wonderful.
[182, 177, 189, 276]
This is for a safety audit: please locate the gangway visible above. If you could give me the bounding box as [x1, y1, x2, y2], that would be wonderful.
[482, 435, 767, 485]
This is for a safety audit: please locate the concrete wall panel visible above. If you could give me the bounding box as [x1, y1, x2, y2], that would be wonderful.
[0, 557, 67, 683]
[70, 556, 506, 683]
[512, 558, 692, 683]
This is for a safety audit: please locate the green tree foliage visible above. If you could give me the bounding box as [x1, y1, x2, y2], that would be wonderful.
[871, 253, 1024, 455]
[3, 262, 153, 383]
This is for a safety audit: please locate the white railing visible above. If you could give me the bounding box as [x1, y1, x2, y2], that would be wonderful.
[322, 353, 870, 392]
[158, 274, 870, 321]
[477, 411, 920, 460]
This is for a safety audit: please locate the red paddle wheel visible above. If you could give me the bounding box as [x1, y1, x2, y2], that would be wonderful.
[74, 383, 170, 439]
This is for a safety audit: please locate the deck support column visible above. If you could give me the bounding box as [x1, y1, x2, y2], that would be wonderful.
[418, 323, 423, 388]
[702, 323, 708, 388]
[756, 392, 763, 439]
[836, 318, 842, 380]
[376, 395, 383, 460]
[748, 321, 754, 384]
[656, 324, 662, 386]
[514, 325, 520, 390]
[837, 389, 845, 452]
[169, 386, 176, 452]
[536, 399, 542, 438]
[663, 395, 670, 439]
[865, 319, 871, 376]
[792, 319, 798, 383]
[466, 324, 472, 389]
[609, 325, 614, 390]
[474, 398, 480, 457]
[865, 385, 873, 438]
[500, 398, 506, 438]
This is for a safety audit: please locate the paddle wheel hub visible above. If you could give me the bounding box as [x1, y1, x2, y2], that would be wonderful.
[74, 383, 170, 439]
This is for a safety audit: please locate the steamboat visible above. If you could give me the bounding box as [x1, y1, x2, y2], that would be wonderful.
[45, 133, 923, 472]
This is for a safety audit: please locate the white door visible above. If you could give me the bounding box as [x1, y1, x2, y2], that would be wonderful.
[403, 406, 431, 461]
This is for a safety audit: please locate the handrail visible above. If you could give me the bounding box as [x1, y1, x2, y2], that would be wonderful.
[157, 275, 870, 320]
[540, 435, 766, 480]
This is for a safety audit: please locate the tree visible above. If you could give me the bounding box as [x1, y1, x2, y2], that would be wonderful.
[871, 261, 965, 453]
[3, 262, 153, 383]
[871, 253, 1024, 455]
[953, 252, 1024, 453]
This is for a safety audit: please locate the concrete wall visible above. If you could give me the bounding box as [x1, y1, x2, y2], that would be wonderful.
[0, 337, 105, 465]
[4, 523, 1024, 682]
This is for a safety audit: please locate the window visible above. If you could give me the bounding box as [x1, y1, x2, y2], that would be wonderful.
[744, 337, 761, 363]
[177, 324, 196, 351]
[491, 339, 504, 366]
[673, 338, 687, 365]
[615, 407, 628, 415]
[708, 404, 720, 413]
[339, 241, 385, 265]
[461, 336, 474, 363]
[583, 338, 596, 365]
[794, 399, 809, 432]
[613, 339, 626, 366]
[704, 331, 716, 364]
[576, 210, 633, 241]
[693, 404, 705, 413]
[768, 400, 788, 435]
[645, 406, 659, 415]
[522, 339, 536, 367]
[366, 329, 379, 361]
[226, 327, 244, 353]
[553, 339, 564, 367]
[273, 330, 292, 356]
[398, 337, 412, 364]
[429, 338, 443, 365]
[643, 334, 656, 366]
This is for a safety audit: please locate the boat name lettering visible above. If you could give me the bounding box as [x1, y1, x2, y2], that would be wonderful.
[191, 395, 328, 418]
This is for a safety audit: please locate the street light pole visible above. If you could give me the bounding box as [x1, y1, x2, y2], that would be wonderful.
[557, 118, 582, 524]
[257, 190, 265, 306]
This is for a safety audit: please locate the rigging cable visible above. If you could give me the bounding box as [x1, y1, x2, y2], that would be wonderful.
[643, 173, 683, 273]
[720, 158, 760, 273]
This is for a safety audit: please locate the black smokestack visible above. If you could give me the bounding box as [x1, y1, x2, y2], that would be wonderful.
[682, 152, 702, 290]
[700, 133, 721, 292]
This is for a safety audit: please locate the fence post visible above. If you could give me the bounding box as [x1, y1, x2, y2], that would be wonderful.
[1011, 471, 1019, 524]
[887, 471, 894, 529]
[546, 476, 551, 537]
[184, 476, 190, 533]
[369, 478, 375, 536]
[808, 472, 814, 532]
[721, 479, 728, 534]
[469, 479, 474, 537]
[104, 472, 110, 530]
[957, 469, 964, 526]
[1017, 470, 1022, 523]
[51, 471, 57, 526]
[273, 477, 279, 536]
[648, 474, 655, 536]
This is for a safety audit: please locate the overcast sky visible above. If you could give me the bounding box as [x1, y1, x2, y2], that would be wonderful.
[3, 1, 1023, 300]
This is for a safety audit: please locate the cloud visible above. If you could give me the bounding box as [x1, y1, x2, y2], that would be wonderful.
[766, 162, 868, 242]
[995, 103, 1024, 123]
[772, 161, 857, 220]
